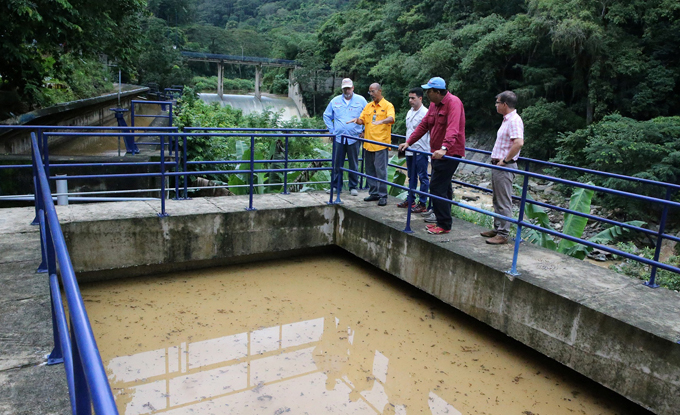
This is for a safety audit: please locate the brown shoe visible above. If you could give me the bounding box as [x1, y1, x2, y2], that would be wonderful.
[480, 230, 497, 237]
[486, 235, 508, 245]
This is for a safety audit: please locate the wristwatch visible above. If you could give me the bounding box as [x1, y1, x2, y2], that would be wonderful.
[441, 146, 447, 151]
[503, 158, 513, 164]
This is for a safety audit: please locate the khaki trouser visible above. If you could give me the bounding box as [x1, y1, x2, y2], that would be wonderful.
[491, 161, 517, 237]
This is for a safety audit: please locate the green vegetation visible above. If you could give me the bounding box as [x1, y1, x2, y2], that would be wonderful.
[173, 88, 330, 193]
[610, 243, 680, 291]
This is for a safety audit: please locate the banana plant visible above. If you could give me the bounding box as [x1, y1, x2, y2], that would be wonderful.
[522, 184, 646, 259]
[387, 154, 408, 197]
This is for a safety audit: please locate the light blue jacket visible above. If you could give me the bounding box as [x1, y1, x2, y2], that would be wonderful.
[323, 93, 367, 144]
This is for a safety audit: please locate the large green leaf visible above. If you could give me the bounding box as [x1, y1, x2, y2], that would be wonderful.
[557, 185, 594, 254]
[387, 155, 407, 196]
[588, 220, 646, 245]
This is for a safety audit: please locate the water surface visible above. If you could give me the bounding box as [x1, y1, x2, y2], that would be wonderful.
[81, 254, 649, 415]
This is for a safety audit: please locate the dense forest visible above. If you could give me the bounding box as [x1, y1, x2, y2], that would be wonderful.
[2, 0, 680, 192]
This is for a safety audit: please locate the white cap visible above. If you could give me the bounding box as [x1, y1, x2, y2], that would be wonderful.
[341, 78, 353, 88]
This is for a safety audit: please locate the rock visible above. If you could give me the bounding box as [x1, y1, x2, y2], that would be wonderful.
[462, 195, 480, 202]
[478, 181, 490, 189]
[658, 238, 677, 263]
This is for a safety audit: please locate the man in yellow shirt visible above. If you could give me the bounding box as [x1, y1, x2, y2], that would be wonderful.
[348, 83, 395, 206]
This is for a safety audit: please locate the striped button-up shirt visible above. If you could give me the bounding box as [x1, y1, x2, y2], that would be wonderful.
[491, 110, 524, 161]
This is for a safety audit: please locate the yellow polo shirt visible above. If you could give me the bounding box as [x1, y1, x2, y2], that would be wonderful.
[360, 98, 395, 152]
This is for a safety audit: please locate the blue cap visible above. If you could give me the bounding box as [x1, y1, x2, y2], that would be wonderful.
[421, 77, 446, 89]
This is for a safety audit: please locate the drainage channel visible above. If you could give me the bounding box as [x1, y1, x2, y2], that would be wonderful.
[78, 253, 652, 415]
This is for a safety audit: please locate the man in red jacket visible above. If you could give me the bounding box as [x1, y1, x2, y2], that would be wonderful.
[398, 77, 466, 234]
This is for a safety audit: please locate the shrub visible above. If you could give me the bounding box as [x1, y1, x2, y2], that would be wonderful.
[552, 114, 680, 220]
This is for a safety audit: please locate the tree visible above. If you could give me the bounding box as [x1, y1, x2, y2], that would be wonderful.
[1, 0, 145, 108]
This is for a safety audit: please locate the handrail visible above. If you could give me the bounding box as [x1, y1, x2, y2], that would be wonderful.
[31, 132, 119, 414]
[391, 132, 680, 191]
[22, 128, 679, 289]
[343, 134, 679, 285]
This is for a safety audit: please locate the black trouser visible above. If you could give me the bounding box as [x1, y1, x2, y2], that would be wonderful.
[429, 157, 461, 230]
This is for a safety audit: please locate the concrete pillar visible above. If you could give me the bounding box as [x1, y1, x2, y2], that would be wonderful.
[217, 62, 223, 100]
[255, 65, 262, 100]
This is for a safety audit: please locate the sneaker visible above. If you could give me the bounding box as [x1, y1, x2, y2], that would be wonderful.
[350, 189, 358, 196]
[427, 226, 450, 235]
[378, 197, 387, 206]
[480, 230, 497, 237]
[426, 223, 437, 229]
[397, 200, 412, 208]
[420, 209, 433, 217]
[364, 195, 380, 202]
[326, 188, 332, 194]
[412, 203, 428, 213]
[423, 212, 437, 223]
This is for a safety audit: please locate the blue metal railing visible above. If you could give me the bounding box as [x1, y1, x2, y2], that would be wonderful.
[336, 135, 680, 286]
[13, 126, 680, 288]
[130, 100, 174, 128]
[30, 132, 119, 415]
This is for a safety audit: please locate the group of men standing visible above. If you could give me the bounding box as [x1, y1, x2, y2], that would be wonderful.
[323, 76, 524, 244]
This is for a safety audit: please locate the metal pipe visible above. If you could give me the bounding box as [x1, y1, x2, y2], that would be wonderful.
[56, 175, 68, 206]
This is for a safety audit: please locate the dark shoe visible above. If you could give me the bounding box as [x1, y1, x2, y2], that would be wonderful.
[423, 212, 437, 223]
[480, 230, 497, 238]
[378, 197, 387, 206]
[427, 226, 450, 235]
[364, 195, 380, 202]
[486, 235, 508, 245]
[397, 200, 411, 208]
[412, 203, 428, 213]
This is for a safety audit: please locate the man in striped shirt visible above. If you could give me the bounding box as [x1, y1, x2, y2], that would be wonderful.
[482, 90, 524, 245]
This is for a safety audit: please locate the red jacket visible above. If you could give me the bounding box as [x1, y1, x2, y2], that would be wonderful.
[407, 93, 465, 158]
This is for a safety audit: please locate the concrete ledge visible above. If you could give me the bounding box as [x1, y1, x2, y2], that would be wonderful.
[6, 193, 679, 414]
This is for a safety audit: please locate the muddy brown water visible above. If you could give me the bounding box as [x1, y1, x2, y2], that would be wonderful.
[79, 254, 651, 415]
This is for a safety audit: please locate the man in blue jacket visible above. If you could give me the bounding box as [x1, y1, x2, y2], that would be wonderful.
[323, 78, 367, 196]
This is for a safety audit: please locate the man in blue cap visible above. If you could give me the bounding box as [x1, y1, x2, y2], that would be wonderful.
[398, 77, 466, 235]
[323, 78, 367, 196]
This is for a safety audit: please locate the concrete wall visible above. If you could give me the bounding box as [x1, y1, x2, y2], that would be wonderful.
[61, 197, 680, 415]
[0, 86, 148, 154]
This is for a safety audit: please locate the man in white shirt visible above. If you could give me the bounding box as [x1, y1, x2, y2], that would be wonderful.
[482, 90, 524, 245]
[398, 87, 430, 212]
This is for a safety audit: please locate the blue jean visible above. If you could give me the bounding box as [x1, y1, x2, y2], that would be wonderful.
[407, 154, 429, 205]
[331, 140, 361, 190]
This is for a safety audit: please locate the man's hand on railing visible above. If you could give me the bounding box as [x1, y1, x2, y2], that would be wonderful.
[432, 149, 447, 159]
[398, 142, 409, 152]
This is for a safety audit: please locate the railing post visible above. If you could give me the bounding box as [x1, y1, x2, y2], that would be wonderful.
[282, 136, 290, 195]
[41, 129, 50, 193]
[403, 154, 415, 233]
[70, 319, 93, 415]
[507, 161, 530, 276]
[646, 186, 673, 288]
[36, 206, 48, 273]
[31, 135, 41, 226]
[247, 135, 256, 211]
[173, 134, 180, 200]
[328, 138, 337, 205]
[169, 103, 173, 127]
[183, 135, 190, 200]
[130, 102, 135, 128]
[158, 135, 168, 217]
[359, 147, 366, 189]
[46, 280, 64, 365]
